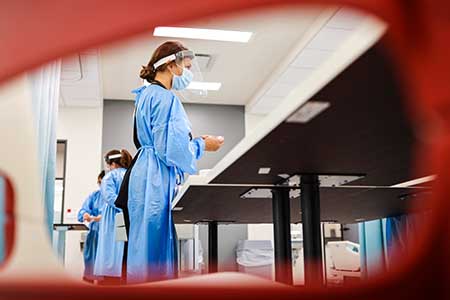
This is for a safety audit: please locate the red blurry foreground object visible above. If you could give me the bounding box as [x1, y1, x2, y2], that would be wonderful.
[0, 0, 450, 299]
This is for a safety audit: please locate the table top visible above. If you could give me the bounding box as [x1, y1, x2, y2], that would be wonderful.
[173, 185, 429, 224]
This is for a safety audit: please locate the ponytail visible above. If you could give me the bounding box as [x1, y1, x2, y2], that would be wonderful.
[98, 170, 106, 180]
[119, 149, 132, 169]
[139, 65, 156, 82]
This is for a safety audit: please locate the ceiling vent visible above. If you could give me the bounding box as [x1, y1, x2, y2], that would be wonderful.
[195, 54, 213, 72]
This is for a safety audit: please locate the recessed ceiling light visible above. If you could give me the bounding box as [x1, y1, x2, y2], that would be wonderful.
[173, 207, 184, 211]
[355, 218, 365, 222]
[154, 27, 253, 43]
[286, 101, 330, 123]
[187, 81, 222, 91]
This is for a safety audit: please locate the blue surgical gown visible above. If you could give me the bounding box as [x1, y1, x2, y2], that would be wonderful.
[127, 84, 205, 283]
[94, 168, 126, 277]
[77, 189, 102, 280]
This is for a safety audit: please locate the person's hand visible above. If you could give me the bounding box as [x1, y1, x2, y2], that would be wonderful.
[83, 213, 91, 222]
[202, 135, 224, 152]
[92, 215, 102, 222]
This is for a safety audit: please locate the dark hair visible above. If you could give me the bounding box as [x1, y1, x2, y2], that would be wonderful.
[98, 170, 106, 180]
[140, 41, 188, 82]
[104, 149, 132, 169]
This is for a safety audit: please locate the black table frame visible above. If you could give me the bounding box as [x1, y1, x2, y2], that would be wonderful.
[198, 177, 324, 286]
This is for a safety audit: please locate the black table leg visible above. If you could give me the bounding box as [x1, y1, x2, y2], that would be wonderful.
[208, 221, 218, 273]
[300, 174, 324, 286]
[272, 188, 293, 285]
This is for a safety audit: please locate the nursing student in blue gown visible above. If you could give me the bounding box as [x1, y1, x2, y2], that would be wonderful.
[117, 41, 224, 283]
[77, 170, 105, 283]
[94, 149, 132, 285]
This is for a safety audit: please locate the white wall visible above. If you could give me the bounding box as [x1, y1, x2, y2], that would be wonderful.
[56, 105, 103, 278]
[247, 224, 274, 241]
[57, 106, 104, 217]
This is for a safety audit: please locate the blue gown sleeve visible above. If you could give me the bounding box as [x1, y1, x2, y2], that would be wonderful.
[77, 192, 95, 222]
[100, 173, 119, 207]
[151, 93, 205, 174]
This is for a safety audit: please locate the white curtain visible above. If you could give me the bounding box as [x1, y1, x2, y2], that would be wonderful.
[28, 61, 62, 236]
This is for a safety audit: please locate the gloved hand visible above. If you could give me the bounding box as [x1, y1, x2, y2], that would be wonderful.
[83, 213, 92, 222]
[91, 215, 102, 222]
[202, 135, 224, 152]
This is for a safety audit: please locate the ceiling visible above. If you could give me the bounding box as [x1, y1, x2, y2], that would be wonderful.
[99, 6, 332, 106]
[59, 49, 103, 107]
[59, 6, 379, 110]
[246, 8, 375, 114]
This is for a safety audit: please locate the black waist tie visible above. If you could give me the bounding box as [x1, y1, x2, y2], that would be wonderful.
[115, 106, 141, 283]
[115, 152, 139, 235]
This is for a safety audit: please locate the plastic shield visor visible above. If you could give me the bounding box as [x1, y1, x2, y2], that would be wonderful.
[153, 50, 207, 98]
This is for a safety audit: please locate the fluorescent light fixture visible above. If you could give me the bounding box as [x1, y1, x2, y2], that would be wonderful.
[187, 81, 222, 91]
[258, 167, 271, 175]
[154, 26, 252, 43]
[287, 101, 330, 123]
[391, 175, 436, 188]
[173, 207, 184, 211]
[355, 218, 365, 222]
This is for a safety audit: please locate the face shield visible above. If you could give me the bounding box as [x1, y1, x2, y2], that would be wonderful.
[152, 50, 207, 98]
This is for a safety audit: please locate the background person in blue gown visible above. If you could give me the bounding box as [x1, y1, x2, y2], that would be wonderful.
[77, 170, 105, 283]
[94, 149, 132, 285]
[123, 41, 224, 283]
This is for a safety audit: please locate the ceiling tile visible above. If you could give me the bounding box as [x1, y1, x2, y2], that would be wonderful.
[278, 67, 312, 84]
[249, 104, 274, 115]
[306, 28, 354, 51]
[291, 48, 332, 69]
[326, 8, 365, 30]
[249, 95, 283, 114]
[265, 82, 294, 98]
